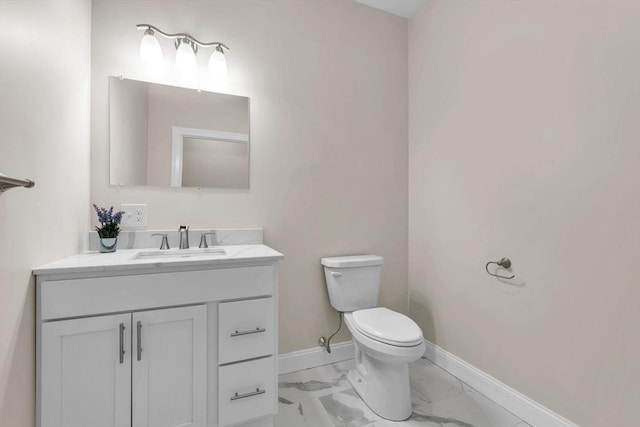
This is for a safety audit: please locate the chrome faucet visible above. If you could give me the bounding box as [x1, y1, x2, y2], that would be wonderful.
[199, 232, 216, 248]
[152, 233, 170, 250]
[178, 225, 189, 249]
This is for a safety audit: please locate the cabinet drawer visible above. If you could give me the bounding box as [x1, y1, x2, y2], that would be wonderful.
[219, 298, 274, 364]
[40, 266, 274, 320]
[218, 357, 275, 426]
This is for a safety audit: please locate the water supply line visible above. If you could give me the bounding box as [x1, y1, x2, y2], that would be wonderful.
[319, 312, 343, 354]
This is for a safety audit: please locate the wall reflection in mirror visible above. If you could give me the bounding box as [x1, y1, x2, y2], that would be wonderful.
[109, 77, 249, 189]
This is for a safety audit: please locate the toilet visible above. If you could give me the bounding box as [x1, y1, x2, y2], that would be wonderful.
[321, 255, 425, 421]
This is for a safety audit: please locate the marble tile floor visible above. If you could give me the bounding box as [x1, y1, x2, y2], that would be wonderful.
[276, 357, 532, 427]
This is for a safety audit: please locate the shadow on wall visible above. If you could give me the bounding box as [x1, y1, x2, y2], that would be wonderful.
[0, 277, 35, 425]
[409, 297, 436, 344]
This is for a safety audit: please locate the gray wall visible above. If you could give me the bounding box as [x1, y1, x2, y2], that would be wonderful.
[0, 1, 91, 424]
[91, 0, 409, 353]
[408, 1, 640, 425]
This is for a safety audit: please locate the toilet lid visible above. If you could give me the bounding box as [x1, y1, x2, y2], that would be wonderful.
[352, 307, 423, 347]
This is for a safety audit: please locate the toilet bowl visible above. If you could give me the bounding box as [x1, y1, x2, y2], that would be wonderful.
[344, 308, 425, 420]
[321, 255, 425, 421]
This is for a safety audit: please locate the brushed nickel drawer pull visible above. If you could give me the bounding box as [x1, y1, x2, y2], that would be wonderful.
[230, 388, 266, 401]
[230, 327, 266, 337]
[119, 323, 125, 364]
[136, 321, 142, 361]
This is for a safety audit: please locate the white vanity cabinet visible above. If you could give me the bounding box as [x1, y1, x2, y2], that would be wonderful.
[218, 298, 276, 426]
[132, 305, 207, 427]
[41, 305, 206, 427]
[35, 250, 282, 427]
[41, 313, 132, 427]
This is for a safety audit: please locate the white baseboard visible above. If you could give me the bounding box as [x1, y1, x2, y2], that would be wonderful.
[423, 339, 578, 427]
[277, 338, 576, 426]
[278, 341, 354, 375]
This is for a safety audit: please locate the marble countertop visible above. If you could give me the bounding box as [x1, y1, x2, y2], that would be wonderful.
[33, 244, 284, 276]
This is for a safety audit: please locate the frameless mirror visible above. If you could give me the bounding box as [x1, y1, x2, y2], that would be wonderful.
[109, 77, 249, 188]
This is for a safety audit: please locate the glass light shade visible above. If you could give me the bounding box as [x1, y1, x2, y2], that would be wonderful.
[176, 41, 197, 74]
[208, 49, 227, 79]
[140, 32, 163, 64]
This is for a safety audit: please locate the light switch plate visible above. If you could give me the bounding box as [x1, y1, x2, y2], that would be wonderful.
[121, 204, 147, 226]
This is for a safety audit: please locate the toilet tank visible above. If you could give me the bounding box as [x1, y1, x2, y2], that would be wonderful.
[321, 255, 383, 312]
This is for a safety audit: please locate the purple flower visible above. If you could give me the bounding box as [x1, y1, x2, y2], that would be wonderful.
[92, 203, 126, 238]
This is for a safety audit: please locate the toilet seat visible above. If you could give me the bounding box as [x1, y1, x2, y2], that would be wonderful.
[351, 307, 423, 347]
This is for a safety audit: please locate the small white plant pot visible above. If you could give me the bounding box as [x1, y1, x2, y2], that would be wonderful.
[98, 237, 118, 253]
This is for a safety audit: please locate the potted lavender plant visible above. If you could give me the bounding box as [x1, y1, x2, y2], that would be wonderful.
[93, 204, 125, 253]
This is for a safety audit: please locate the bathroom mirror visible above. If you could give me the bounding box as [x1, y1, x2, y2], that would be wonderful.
[109, 77, 249, 188]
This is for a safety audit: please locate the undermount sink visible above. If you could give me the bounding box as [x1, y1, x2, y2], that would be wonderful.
[130, 247, 227, 261]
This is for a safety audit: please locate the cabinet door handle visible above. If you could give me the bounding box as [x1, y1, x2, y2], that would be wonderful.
[230, 327, 266, 337]
[119, 323, 125, 364]
[230, 388, 266, 401]
[136, 321, 142, 361]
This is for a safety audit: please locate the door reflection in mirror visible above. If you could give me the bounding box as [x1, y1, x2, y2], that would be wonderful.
[109, 76, 249, 189]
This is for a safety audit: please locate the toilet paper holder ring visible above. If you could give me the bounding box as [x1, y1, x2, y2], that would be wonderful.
[485, 258, 515, 280]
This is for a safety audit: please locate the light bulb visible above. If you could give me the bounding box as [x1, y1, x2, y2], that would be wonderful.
[140, 29, 163, 64]
[176, 39, 197, 74]
[208, 46, 227, 79]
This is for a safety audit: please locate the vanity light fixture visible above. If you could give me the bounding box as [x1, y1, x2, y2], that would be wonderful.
[139, 28, 163, 64]
[136, 24, 229, 77]
[175, 38, 197, 74]
[208, 45, 228, 79]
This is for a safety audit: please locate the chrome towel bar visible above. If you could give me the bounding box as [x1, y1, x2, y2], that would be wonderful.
[0, 171, 35, 194]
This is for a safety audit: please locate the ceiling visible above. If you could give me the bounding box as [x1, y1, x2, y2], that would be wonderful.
[354, 0, 427, 18]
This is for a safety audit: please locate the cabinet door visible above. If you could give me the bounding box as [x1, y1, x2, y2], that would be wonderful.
[132, 305, 207, 427]
[41, 313, 132, 427]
